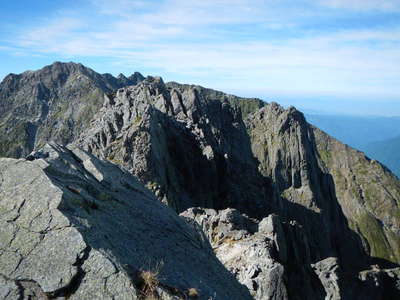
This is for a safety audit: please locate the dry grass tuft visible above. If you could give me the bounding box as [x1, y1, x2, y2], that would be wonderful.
[187, 287, 199, 298]
[140, 270, 159, 294]
[138, 261, 164, 300]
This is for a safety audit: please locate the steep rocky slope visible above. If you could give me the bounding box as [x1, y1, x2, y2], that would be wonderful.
[0, 62, 144, 158]
[0, 143, 251, 299]
[314, 128, 400, 264]
[247, 104, 368, 268]
[247, 103, 400, 265]
[78, 76, 269, 215]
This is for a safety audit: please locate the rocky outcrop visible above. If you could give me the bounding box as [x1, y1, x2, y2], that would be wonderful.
[78, 77, 268, 215]
[0, 143, 251, 299]
[182, 208, 400, 300]
[358, 267, 400, 299]
[0, 62, 144, 158]
[181, 208, 325, 299]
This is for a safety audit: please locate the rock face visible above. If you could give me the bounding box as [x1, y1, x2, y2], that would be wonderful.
[314, 127, 400, 264]
[181, 208, 290, 300]
[78, 77, 268, 215]
[181, 207, 328, 299]
[0, 143, 251, 299]
[246, 104, 368, 268]
[0, 62, 144, 158]
[246, 102, 400, 265]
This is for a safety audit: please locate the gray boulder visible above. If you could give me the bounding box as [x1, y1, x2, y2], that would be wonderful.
[0, 143, 251, 299]
[312, 257, 342, 300]
[181, 208, 327, 300]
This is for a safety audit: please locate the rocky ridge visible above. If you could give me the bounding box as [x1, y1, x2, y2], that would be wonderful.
[77, 76, 268, 215]
[0, 62, 144, 158]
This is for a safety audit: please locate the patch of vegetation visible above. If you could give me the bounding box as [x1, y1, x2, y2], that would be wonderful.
[65, 195, 97, 215]
[146, 181, 159, 191]
[0, 121, 29, 157]
[51, 101, 70, 121]
[108, 157, 123, 165]
[220, 236, 237, 247]
[231, 98, 265, 118]
[318, 149, 332, 164]
[356, 212, 394, 262]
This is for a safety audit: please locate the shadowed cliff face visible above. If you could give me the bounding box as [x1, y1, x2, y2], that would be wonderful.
[246, 103, 400, 266]
[246, 104, 368, 268]
[78, 76, 270, 216]
[0, 62, 144, 158]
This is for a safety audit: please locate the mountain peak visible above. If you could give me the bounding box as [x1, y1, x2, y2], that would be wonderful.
[129, 71, 145, 82]
[0, 62, 144, 158]
[117, 73, 127, 79]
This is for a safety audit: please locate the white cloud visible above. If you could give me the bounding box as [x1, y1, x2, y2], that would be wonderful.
[18, 18, 85, 47]
[4, 0, 400, 97]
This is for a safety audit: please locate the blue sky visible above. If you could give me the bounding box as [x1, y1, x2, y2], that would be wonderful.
[1, 0, 399, 115]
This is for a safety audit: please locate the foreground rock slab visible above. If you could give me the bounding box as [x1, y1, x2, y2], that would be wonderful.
[0, 143, 251, 300]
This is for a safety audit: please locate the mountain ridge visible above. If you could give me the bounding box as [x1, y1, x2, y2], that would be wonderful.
[1, 62, 400, 299]
[0, 61, 144, 158]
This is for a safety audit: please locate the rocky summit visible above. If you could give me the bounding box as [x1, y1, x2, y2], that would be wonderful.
[1, 62, 400, 299]
[0, 62, 144, 158]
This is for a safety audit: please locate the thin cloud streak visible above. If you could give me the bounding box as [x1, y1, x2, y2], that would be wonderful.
[2, 0, 400, 98]
[318, 0, 400, 11]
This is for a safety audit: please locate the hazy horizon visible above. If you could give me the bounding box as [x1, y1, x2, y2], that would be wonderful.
[1, 60, 400, 117]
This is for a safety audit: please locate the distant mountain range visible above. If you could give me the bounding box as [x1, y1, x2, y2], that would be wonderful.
[306, 113, 400, 177]
[363, 135, 400, 178]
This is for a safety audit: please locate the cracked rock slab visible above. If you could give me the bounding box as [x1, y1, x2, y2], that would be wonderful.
[0, 143, 251, 300]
